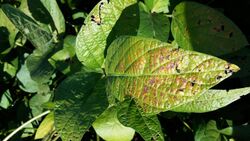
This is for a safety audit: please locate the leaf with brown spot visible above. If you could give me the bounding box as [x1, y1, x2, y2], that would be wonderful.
[105, 36, 239, 114]
[171, 1, 248, 56]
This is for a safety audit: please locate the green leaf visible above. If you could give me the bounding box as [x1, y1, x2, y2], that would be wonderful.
[220, 124, 250, 140]
[117, 99, 164, 141]
[171, 1, 248, 56]
[76, 0, 137, 71]
[172, 87, 250, 113]
[3, 62, 17, 77]
[93, 106, 135, 141]
[137, 2, 170, 42]
[41, 0, 65, 34]
[35, 112, 54, 139]
[105, 36, 239, 113]
[54, 72, 108, 141]
[2, 4, 54, 52]
[0, 9, 18, 55]
[195, 120, 221, 141]
[17, 60, 39, 93]
[0, 90, 12, 109]
[144, 0, 170, 13]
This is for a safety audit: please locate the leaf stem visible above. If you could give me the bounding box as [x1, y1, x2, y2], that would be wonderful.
[3, 110, 50, 141]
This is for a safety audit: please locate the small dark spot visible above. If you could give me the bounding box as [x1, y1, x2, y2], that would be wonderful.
[100, 2, 104, 5]
[91, 15, 95, 18]
[216, 75, 223, 80]
[97, 23, 101, 25]
[224, 69, 233, 74]
[197, 20, 201, 25]
[229, 32, 233, 38]
[221, 25, 224, 31]
[178, 88, 184, 92]
[191, 81, 195, 87]
[91, 19, 95, 22]
[198, 69, 201, 72]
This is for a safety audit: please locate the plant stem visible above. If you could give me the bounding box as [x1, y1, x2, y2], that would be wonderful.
[3, 110, 50, 141]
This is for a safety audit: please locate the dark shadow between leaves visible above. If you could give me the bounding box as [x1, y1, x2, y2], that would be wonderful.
[104, 3, 140, 57]
[0, 26, 10, 53]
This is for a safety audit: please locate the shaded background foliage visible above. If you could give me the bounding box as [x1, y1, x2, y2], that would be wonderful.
[0, 0, 250, 141]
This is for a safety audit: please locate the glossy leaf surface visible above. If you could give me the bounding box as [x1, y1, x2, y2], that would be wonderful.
[106, 36, 239, 113]
[171, 2, 248, 56]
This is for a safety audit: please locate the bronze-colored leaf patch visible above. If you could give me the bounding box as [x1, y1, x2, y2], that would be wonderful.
[106, 36, 239, 113]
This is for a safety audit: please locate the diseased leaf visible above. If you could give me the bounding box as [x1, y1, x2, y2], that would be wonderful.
[105, 36, 239, 113]
[93, 106, 135, 141]
[35, 112, 54, 139]
[76, 0, 137, 71]
[172, 87, 250, 113]
[171, 1, 248, 56]
[54, 72, 108, 141]
[137, 2, 170, 42]
[117, 99, 164, 141]
[144, 0, 170, 13]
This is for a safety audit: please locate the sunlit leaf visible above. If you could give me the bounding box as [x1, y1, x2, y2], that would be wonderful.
[76, 0, 137, 71]
[54, 72, 108, 141]
[35, 112, 54, 139]
[137, 2, 170, 42]
[106, 36, 239, 113]
[171, 1, 248, 56]
[0, 90, 12, 109]
[117, 99, 164, 141]
[93, 106, 135, 141]
[144, 0, 170, 13]
[172, 87, 250, 113]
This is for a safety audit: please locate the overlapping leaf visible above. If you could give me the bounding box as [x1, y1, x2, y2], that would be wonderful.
[172, 87, 250, 113]
[93, 106, 135, 141]
[171, 1, 248, 56]
[76, 0, 137, 71]
[54, 72, 108, 141]
[117, 99, 164, 141]
[144, 0, 170, 13]
[137, 2, 170, 42]
[105, 36, 239, 113]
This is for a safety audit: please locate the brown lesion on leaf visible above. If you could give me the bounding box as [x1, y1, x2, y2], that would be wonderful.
[90, 2, 104, 25]
[212, 24, 225, 32]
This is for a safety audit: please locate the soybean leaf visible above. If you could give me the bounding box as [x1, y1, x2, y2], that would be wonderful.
[171, 1, 248, 56]
[172, 87, 250, 113]
[93, 106, 135, 141]
[0, 9, 18, 55]
[35, 112, 54, 139]
[137, 2, 170, 42]
[17, 60, 39, 93]
[195, 120, 222, 141]
[0, 90, 12, 109]
[2, 4, 54, 52]
[76, 0, 137, 71]
[54, 72, 108, 141]
[220, 124, 250, 140]
[144, 0, 170, 13]
[41, 0, 65, 34]
[117, 99, 164, 141]
[105, 36, 239, 113]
